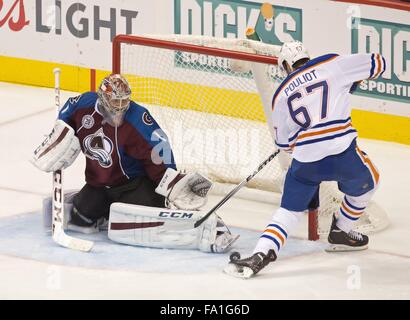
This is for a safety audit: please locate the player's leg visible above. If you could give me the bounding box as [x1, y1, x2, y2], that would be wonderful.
[225, 162, 319, 278]
[327, 142, 380, 251]
[108, 176, 166, 208]
[70, 184, 111, 232]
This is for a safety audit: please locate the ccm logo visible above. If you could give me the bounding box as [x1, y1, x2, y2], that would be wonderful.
[53, 170, 63, 224]
[159, 211, 193, 219]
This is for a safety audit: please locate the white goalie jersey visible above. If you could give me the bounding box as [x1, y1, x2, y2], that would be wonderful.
[272, 53, 386, 162]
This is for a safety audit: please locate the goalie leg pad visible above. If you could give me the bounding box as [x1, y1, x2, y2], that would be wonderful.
[43, 190, 104, 234]
[198, 215, 240, 253]
[108, 203, 239, 252]
[42, 190, 78, 231]
[108, 203, 200, 250]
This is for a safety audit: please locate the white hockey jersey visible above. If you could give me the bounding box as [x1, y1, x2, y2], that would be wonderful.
[272, 53, 386, 162]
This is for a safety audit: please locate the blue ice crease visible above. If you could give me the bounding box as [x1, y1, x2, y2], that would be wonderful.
[0, 212, 327, 273]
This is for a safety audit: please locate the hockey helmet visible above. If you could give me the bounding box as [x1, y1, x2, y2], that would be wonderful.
[278, 41, 310, 75]
[97, 74, 132, 126]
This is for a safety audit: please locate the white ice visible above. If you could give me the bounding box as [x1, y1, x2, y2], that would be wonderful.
[0, 82, 409, 299]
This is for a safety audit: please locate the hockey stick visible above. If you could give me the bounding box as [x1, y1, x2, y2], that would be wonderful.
[51, 68, 93, 252]
[194, 149, 281, 228]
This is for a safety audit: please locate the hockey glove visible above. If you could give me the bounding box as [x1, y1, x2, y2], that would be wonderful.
[31, 120, 81, 172]
[155, 168, 213, 210]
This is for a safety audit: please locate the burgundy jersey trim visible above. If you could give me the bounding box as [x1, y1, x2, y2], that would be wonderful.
[110, 221, 164, 230]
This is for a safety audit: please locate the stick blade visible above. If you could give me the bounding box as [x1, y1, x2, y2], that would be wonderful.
[67, 238, 94, 252]
[53, 231, 94, 252]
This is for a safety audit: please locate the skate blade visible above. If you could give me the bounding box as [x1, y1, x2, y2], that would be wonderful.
[223, 263, 254, 279]
[325, 244, 368, 252]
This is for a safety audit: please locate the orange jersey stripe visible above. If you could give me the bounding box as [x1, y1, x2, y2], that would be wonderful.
[297, 123, 352, 141]
[356, 146, 380, 184]
[288, 123, 352, 148]
[264, 229, 285, 245]
[374, 54, 382, 78]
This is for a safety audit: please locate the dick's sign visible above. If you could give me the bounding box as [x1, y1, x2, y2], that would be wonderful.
[352, 17, 410, 103]
[174, 0, 302, 45]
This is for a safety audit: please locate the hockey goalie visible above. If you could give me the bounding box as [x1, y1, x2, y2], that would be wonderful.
[31, 74, 238, 253]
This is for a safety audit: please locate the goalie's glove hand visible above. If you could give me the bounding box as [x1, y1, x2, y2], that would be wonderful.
[30, 120, 81, 172]
[155, 168, 213, 210]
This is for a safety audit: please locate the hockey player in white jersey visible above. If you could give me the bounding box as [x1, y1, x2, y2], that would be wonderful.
[225, 41, 386, 278]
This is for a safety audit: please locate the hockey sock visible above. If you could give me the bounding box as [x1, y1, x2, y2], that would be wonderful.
[336, 191, 375, 233]
[253, 207, 303, 256]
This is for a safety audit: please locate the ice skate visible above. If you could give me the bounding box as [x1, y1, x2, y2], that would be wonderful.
[326, 215, 369, 252]
[223, 250, 276, 279]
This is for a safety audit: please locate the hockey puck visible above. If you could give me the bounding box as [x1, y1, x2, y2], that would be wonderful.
[230, 252, 241, 261]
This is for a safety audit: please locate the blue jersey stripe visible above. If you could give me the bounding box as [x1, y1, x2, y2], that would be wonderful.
[340, 208, 359, 221]
[380, 56, 386, 77]
[370, 54, 376, 78]
[267, 224, 288, 238]
[344, 197, 365, 211]
[275, 140, 290, 148]
[288, 117, 352, 142]
[261, 234, 281, 250]
[312, 117, 352, 129]
[295, 129, 357, 147]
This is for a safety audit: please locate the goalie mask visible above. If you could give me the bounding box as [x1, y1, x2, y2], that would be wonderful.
[278, 41, 310, 75]
[97, 74, 132, 126]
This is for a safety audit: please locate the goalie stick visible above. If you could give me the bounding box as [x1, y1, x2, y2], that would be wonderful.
[194, 149, 281, 228]
[51, 68, 93, 252]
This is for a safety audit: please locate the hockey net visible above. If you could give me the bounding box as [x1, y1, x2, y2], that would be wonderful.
[113, 34, 389, 239]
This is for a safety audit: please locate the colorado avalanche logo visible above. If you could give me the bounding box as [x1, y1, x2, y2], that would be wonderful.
[83, 128, 113, 168]
[142, 112, 153, 125]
